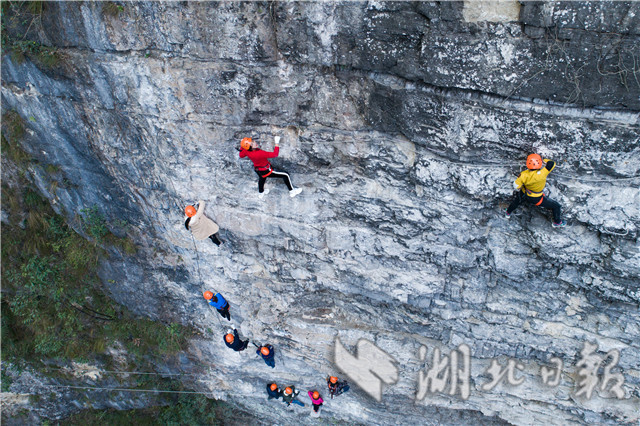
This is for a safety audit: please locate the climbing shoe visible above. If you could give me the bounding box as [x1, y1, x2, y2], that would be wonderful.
[258, 188, 270, 199]
[289, 188, 303, 198]
[552, 220, 566, 228]
[504, 208, 511, 219]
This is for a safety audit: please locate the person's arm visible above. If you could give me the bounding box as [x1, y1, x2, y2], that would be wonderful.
[543, 159, 556, 172]
[193, 200, 205, 221]
[265, 145, 280, 159]
[513, 173, 523, 190]
[265, 137, 280, 158]
[239, 149, 247, 158]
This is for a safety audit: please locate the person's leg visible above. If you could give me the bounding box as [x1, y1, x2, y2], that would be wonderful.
[258, 175, 267, 193]
[313, 404, 319, 412]
[539, 197, 562, 223]
[506, 191, 524, 214]
[222, 307, 231, 321]
[209, 233, 222, 246]
[267, 170, 294, 191]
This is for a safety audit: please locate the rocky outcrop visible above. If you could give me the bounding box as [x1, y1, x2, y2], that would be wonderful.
[2, 1, 638, 424]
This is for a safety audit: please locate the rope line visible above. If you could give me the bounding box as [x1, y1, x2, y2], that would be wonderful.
[553, 171, 640, 183]
[40, 366, 204, 377]
[296, 138, 639, 182]
[161, 164, 224, 327]
[49, 384, 211, 395]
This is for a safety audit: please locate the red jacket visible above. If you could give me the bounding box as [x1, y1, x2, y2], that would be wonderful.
[239, 147, 279, 169]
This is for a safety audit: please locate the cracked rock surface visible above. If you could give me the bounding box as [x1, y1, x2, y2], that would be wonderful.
[1, 1, 639, 424]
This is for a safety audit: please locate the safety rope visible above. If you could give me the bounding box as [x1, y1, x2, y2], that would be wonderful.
[48, 384, 212, 395]
[293, 131, 640, 182]
[552, 171, 640, 183]
[161, 171, 225, 329]
[40, 365, 204, 377]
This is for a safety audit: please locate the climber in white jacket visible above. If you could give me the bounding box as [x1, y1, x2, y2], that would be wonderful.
[184, 200, 222, 245]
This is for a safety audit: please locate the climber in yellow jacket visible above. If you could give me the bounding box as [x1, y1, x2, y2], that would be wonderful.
[505, 154, 565, 228]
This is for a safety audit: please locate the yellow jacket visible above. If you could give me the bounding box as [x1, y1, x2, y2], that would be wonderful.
[514, 159, 556, 197]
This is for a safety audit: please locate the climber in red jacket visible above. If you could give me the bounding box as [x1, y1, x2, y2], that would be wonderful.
[239, 136, 303, 199]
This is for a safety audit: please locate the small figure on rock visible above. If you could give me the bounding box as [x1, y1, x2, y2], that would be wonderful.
[505, 154, 566, 228]
[327, 376, 350, 399]
[308, 390, 323, 416]
[257, 344, 276, 368]
[239, 136, 303, 199]
[203, 291, 231, 321]
[282, 386, 305, 407]
[224, 329, 249, 352]
[266, 383, 282, 400]
[185, 200, 223, 245]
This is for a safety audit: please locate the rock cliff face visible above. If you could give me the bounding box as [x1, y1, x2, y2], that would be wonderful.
[2, 1, 639, 424]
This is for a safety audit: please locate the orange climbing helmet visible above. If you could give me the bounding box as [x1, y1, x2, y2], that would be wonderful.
[203, 291, 214, 300]
[225, 333, 234, 343]
[270, 383, 278, 391]
[329, 376, 338, 384]
[284, 387, 293, 395]
[261, 347, 270, 356]
[312, 391, 320, 400]
[185, 205, 197, 217]
[526, 153, 543, 170]
[240, 137, 253, 151]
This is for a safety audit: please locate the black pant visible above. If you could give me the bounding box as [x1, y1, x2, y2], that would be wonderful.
[217, 306, 231, 321]
[256, 169, 293, 193]
[209, 233, 222, 246]
[507, 191, 562, 223]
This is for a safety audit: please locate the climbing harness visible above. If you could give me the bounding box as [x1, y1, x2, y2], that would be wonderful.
[255, 165, 273, 178]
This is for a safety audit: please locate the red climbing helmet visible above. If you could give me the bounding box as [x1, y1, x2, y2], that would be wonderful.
[240, 137, 253, 151]
[312, 391, 320, 400]
[203, 291, 213, 300]
[284, 387, 293, 395]
[270, 383, 278, 391]
[526, 154, 543, 170]
[225, 333, 234, 343]
[185, 205, 197, 217]
[261, 347, 270, 356]
[329, 376, 338, 384]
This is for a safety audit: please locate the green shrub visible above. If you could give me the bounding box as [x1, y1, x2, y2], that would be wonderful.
[25, 1, 45, 15]
[1, 1, 61, 70]
[62, 393, 244, 425]
[2, 110, 25, 140]
[1, 112, 32, 166]
[81, 205, 109, 242]
[103, 2, 125, 17]
[1, 185, 193, 363]
[1, 369, 13, 392]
